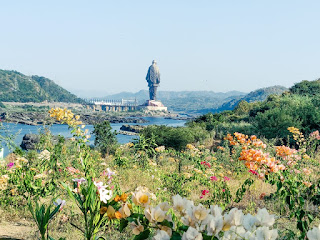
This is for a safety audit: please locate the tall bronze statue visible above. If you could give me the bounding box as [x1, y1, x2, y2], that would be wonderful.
[146, 60, 160, 100]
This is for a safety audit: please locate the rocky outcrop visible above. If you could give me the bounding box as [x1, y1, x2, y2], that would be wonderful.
[120, 124, 146, 133]
[0, 111, 148, 125]
[20, 134, 40, 150]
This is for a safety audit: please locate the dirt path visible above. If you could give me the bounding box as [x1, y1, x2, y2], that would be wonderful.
[0, 220, 35, 240]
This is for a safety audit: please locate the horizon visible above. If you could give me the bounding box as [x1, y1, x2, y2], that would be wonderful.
[1, 1, 320, 95]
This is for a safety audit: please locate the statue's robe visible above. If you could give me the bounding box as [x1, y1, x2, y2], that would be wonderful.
[146, 63, 160, 100]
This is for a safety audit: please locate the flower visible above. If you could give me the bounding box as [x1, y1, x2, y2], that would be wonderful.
[119, 203, 131, 218]
[130, 218, 145, 235]
[145, 205, 166, 223]
[66, 167, 80, 175]
[72, 178, 86, 184]
[255, 208, 275, 227]
[7, 162, 14, 169]
[94, 181, 113, 203]
[106, 205, 116, 219]
[307, 225, 320, 240]
[153, 230, 170, 240]
[224, 177, 230, 181]
[132, 189, 151, 207]
[53, 198, 66, 210]
[255, 226, 278, 240]
[193, 204, 209, 221]
[210, 176, 218, 181]
[182, 227, 203, 240]
[173, 194, 193, 213]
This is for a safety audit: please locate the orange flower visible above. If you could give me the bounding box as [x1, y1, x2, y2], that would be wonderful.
[120, 193, 128, 202]
[115, 211, 122, 219]
[114, 195, 121, 202]
[100, 206, 108, 215]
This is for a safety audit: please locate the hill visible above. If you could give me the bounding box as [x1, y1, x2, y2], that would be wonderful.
[0, 70, 82, 103]
[197, 85, 288, 114]
[102, 90, 246, 113]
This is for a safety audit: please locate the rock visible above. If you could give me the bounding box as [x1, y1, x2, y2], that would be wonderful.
[120, 124, 146, 133]
[20, 134, 40, 150]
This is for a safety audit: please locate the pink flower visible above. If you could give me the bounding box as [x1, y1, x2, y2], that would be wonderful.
[66, 167, 80, 174]
[222, 189, 225, 192]
[210, 176, 218, 181]
[249, 169, 258, 175]
[7, 162, 14, 169]
[201, 189, 209, 195]
[224, 176, 230, 181]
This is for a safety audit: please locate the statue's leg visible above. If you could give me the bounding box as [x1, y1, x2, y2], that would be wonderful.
[153, 86, 158, 101]
[150, 87, 155, 100]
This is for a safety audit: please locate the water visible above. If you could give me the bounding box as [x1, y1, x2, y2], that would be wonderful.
[0, 117, 186, 157]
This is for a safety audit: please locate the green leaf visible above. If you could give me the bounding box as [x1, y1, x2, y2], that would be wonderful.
[160, 219, 173, 228]
[120, 219, 129, 232]
[170, 231, 182, 240]
[133, 229, 150, 240]
[178, 225, 189, 231]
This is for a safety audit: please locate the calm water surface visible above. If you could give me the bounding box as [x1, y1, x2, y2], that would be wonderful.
[1, 117, 186, 157]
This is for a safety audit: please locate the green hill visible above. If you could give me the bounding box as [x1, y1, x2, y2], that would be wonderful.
[0, 70, 82, 103]
[197, 85, 288, 114]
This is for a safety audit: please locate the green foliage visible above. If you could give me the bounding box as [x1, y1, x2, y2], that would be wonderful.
[28, 199, 62, 240]
[141, 125, 208, 150]
[289, 79, 320, 96]
[92, 121, 117, 157]
[253, 95, 320, 138]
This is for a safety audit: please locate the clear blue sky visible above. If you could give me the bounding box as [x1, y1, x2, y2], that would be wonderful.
[1, 0, 319, 97]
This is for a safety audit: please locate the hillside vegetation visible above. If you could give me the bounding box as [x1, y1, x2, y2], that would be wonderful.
[0, 70, 83, 103]
[188, 79, 320, 140]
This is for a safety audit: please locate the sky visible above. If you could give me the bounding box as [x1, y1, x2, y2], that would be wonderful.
[0, 0, 320, 97]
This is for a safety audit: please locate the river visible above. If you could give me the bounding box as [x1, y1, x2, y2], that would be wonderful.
[0, 117, 187, 157]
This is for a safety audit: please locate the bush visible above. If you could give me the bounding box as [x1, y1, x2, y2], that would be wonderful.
[92, 121, 117, 157]
[141, 125, 208, 150]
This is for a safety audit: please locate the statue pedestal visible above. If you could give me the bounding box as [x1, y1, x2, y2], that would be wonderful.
[140, 100, 167, 112]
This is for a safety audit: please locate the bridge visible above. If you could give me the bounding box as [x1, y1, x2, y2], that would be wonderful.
[85, 99, 139, 112]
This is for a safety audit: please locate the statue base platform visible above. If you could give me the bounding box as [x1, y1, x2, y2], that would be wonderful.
[140, 100, 167, 112]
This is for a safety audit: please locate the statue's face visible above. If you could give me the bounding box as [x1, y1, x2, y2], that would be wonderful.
[152, 60, 156, 64]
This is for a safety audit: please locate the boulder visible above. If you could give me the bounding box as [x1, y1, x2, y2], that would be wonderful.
[20, 134, 40, 150]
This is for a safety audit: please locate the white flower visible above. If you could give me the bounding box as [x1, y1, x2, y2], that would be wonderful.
[210, 205, 223, 218]
[223, 208, 244, 227]
[72, 178, 86, 184]
[307, 225, 320, 240]
[255, 226, 278, 240]
[94, 181, 107, 191]
[256, 208, 275, 227]
[173, 194, 193, 213]
[153, 230, 171, 240]
[53, 198, 66, 210]
[145, 205, 166, 223]
[243, 213, 258, 231]
[205, 214, 223, 236]
[193, 204, 209, 221]
[99, 189, 113, 203]
[158, 202, 171, 212]
[182, 227, 203, 240]
[222, 226, 246, 240]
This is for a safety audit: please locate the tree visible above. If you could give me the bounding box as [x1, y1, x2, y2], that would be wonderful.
[92, 121, 117, 157]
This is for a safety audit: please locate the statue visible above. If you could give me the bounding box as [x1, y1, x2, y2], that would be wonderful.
[146, 60, 160, 100]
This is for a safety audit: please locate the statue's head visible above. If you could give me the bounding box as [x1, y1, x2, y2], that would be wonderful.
[152, 60, 157, 64]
